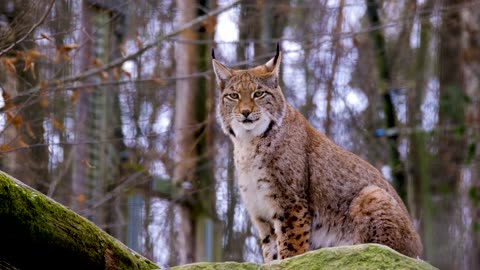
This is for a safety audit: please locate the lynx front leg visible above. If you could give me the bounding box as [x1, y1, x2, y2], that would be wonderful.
[273, 204, 311, 259]
[253, 218, 278, 262]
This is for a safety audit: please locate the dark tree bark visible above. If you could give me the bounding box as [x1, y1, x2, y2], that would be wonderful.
[431, 1, 466, 268]
[365, 0, 407, 202]
[407, 0, 433, 262]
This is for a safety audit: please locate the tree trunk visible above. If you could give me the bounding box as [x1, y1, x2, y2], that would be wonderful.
[406, 0, 433, 262]
[458, 3, 480, 269]
[71, 0, 93, 214]
[0, 171, 158, 270]
[432, 0, 466, 268]
[71, 2, 126, 239]
[173, 0, 219, 264]
[324, 0, 345, 137]
[365, 0, 407, 202]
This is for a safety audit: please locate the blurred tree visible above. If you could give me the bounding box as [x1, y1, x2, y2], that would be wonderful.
[365, 0, 407, 202]
[433, 0, 466, 268]
[459, 3, 480, 268]
[44, 0, 74, 206]
[0, 0, 50, 194]
[173, 0, 220, 264]
[71, 2, 126, 242]
[324, 0, 345, 137]
[406, 0, 433, 262]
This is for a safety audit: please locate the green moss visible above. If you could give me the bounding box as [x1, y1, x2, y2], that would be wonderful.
[172, 262, 259, 270]
[173, 245, 437, 270]
[262, 244, 436, 270]
[0, 171, 159, 269]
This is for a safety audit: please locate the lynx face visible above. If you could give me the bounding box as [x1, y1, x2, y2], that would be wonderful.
[213, 52, 286, 139]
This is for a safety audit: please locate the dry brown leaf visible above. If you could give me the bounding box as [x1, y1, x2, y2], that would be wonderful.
[1, 89, 13, 110]
[122, 68, 132, 79]
[17, 139, 29, 148]
[1, 57, 18, 75]
[181, 28, 196, 40]
[62, 44, 79, 52]
[82, 159, 95, 169]
[17, 50, 45, 79]
[150, 76, 163, 85]
[6, 112, 23, 130]
[119, 44, 127, 56]
[135, 37, 143, 49]
[112, 67, 119, 80]
[202, 16, 217, 34]
[25, 122, 36, 139]
[51, 117, 65, 132]
[100, 71, 109, 81]
[76, 194, 85, 203]
[27, 62, 36, 79]
[40, 94, 48, 108]
[39, 81, 48, 108]
[70, 89, 79, 104]
[53, 50, 61, 63]
[55, 44, 78, 62]
[26, 49, 46, 59]
[92, 58, 103, 67]
[0, 144, 12, 152]
[40, 33, 53, 42]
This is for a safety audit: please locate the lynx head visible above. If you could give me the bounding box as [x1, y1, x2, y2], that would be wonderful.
[212, 45, 286, 140]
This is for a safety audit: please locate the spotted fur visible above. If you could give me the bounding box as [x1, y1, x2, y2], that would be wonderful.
[212, 47, 423, 262]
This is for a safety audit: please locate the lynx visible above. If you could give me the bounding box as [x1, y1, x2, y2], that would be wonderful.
[212, 45, 422, 262]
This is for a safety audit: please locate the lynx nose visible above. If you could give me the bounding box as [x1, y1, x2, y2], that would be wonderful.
[241, 110, 251, 118]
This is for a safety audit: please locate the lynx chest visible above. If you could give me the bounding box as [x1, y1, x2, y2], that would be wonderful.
[233, 142, 276, 220]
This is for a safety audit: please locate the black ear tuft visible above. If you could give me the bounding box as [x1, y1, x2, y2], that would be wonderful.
[273, 42, 280, 65]
[211, 48, 216, 59]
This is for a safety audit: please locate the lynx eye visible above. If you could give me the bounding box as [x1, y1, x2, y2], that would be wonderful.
[227, 93, 239, 99]
[253, 91, 265, 98]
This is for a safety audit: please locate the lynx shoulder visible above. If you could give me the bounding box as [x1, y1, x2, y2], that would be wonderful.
[212, 45, 423, 262]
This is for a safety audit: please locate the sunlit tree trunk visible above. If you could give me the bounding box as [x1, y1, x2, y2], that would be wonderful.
[174, 1, 197, 263]
[174, 0, 220, 264]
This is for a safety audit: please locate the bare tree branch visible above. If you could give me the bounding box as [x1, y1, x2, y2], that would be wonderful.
[14, 0, 241, 99]
[0, 0, 56, 57]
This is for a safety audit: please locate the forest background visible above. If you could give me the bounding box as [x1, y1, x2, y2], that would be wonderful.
[0, 0, 479, 269]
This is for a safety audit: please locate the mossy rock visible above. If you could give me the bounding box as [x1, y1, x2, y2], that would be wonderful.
[0, 171, 159, 270]
[173, 244, 437, 270]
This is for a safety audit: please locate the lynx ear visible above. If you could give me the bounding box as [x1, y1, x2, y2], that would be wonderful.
[212, 58, 232, 91]
[263, 43, 282, 87]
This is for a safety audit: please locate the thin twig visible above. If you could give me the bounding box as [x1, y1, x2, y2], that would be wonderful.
[14, 0, 241, 99]
[0, 0, 56, 57]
